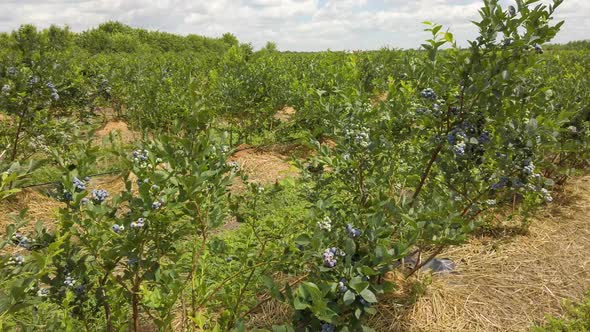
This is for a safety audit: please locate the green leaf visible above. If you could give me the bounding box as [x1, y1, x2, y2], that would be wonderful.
[272, 325, 295, 332]
[349, 277, 369, 293]
[432, 25, 442, 36]
[381, 281, 397, 293]
[360, 289, 378, 303]
[301, 282, 322, 302]
[293, 296, 309, 310]
[444, 32, 454, 43]
[263, 276, 284, 301]
[501, 70, 510, 80]
[344, 238, 357, 255]
[294, 234, 311, 246]
[355, 308, 362, 319]
[343, 290, 356, 305]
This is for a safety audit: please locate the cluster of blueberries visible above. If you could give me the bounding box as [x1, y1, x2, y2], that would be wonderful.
[98, 77, 111, 95]
[421, 88, 437, 100]
[227, 161, 240, 172]
[488, 160, 553, 202]
[523, 160, 535, 175]
[132, 149, 149, 162]
[132, 149, 150, 169]
[28, 76, 39, 86]
[6, 67, 17, 77]
[8, 255, 25, 265]
[112, 224, 125, 233]
[321, 323, 335, 332]
[491, 176, 510, 190]
[12, 233, 32, 249]
[113, 206, 159, 233]
[64, 177, 91, 202]
[37, 288, 50, 297]
[323, 247, 343, 268]
[343, 126, 370, 149]
[337, 278, 348, 293]
[91, 189, 108, 203]
[46, 82, 59, 101]
[415, 89, 441, 117]
[540, 188, 553, 203]
[136, 178, 150, 187]
[64, 274, 76, 287]
[453, 142, 467, 156]
[491, 176, 524, 190]
[130, 218, 146, 229]
[447, 121, 491, 161]
[152, 200, 163, 210]
[346, 224, 361, 238]
[73, 177, 88, 191]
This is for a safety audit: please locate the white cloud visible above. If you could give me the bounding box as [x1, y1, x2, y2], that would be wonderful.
[0, 0, 586, 51]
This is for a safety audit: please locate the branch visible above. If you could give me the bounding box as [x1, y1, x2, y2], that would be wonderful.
[241, 273, 309, 319]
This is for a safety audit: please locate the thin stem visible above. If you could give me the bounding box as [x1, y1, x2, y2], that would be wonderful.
[227, 237, 268, 327]
[240, 273, 309, 319]
[132, 233, 147, 331]
[405, 244, 445, 278]
[358, 158, 366, 207]
[132, 291, 140, 332]
[190, 204, 208, 320]
[99, 272, 114, 332]
[410, 143, 444, 208]
[10, 109, 25, 162]
[198, 261, 271, 308]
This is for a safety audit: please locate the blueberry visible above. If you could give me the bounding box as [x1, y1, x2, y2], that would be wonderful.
[421, 88, 437, 100]
[91, 189, 108, 203]
[346, 224, 361, 238]
[338, 278, 348, 293]
[508, 5, 516, 17]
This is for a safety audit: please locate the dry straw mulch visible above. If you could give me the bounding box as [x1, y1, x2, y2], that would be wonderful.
[372, 176, 590, 331]
[94, 120, 141, 146]
[228, 144, 300, 191]
[273, 106, 296, 123]
[0, 189, 63, 233]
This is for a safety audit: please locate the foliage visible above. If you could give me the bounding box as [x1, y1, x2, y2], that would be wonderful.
[0, 0, 589, 331]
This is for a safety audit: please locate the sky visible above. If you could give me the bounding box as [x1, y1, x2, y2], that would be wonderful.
[0, 0, 587, 51]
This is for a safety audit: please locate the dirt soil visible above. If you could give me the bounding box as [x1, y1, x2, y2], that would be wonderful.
[228, 144, 300, 192]
[94, 120, 140, 145]
[273, 106, 296, 122]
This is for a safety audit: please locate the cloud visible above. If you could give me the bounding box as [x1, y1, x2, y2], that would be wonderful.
[0, 0, 586, 51]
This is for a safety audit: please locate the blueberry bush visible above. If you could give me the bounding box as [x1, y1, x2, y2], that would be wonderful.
[1, 0, 589, 330]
